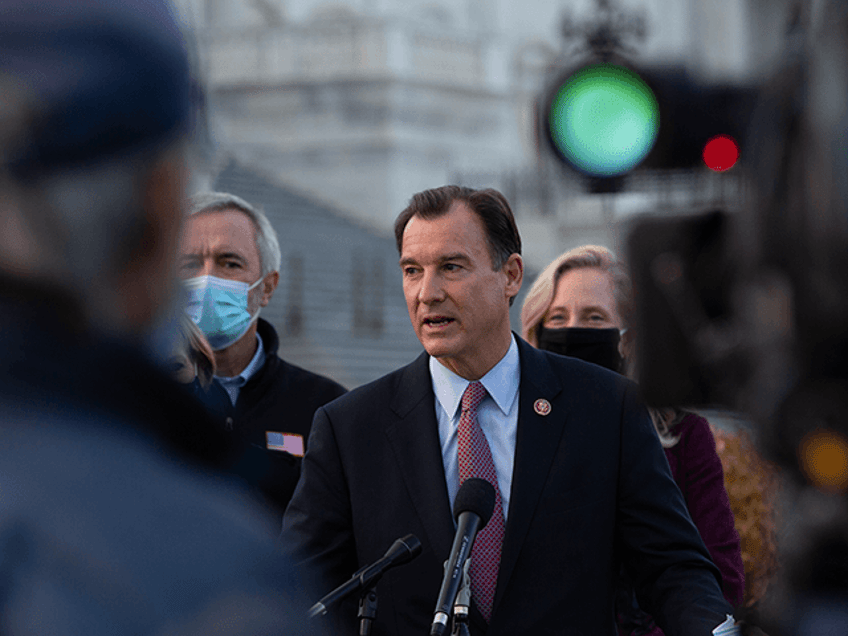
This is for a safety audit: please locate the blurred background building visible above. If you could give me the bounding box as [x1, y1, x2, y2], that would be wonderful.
[172, 0, 793, 387]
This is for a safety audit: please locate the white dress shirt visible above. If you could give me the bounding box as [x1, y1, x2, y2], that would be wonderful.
[430, 334, 520, 520]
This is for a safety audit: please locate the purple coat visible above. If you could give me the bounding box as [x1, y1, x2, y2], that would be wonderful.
[618, 412, 744, 636]
[664, 413, 745, 608]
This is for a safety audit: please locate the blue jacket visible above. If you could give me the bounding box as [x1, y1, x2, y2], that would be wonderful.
[0, 292, 315, 635]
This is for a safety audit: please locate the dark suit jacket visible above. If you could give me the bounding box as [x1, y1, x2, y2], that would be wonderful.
[198, 319, 347, 519]
[282, 337, 731, 636]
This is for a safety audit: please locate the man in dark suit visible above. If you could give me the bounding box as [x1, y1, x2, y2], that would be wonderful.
[282, 186, 735, 635]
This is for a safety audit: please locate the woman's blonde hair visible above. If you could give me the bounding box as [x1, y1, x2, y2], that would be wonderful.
[177, 313, 216, 388]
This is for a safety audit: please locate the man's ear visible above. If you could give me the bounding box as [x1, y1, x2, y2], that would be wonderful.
[259, 270, 279, 307]
[503, 253, 524, 301]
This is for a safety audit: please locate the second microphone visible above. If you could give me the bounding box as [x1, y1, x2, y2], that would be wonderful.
[430, 477, 496, 636]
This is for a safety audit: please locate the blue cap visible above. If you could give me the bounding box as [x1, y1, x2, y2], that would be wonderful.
[1, 0, 193, 177]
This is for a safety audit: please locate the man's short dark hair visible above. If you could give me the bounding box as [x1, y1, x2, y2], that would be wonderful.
[394, 185, 522, 270]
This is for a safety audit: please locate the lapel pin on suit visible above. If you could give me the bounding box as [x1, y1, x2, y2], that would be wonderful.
[533, 399, 551, 416]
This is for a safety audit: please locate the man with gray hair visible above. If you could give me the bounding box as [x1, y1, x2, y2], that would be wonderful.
[180, 191, 346, 518]
[0, 1, 313, 633]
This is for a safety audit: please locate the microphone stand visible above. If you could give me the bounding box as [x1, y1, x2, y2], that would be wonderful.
[358, 584, 378, 636]
[309, 534, 421, 630]
[450, 560, 472, 636]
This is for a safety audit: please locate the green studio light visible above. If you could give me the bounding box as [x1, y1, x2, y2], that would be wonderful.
[547, 64, 659, 178]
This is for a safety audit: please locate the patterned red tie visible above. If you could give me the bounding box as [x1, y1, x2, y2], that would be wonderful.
[457, 381, 505, 622]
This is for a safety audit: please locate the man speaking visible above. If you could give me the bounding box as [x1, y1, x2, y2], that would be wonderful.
[282, 186, 734, 635]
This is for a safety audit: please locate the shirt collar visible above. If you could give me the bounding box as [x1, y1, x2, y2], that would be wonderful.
[216, 331, 265, 385]
[430, 334, 520, 420]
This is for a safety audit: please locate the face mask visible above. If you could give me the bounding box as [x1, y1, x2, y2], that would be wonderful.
[537, 325, 624, 373]
[183, 275, 263, 351]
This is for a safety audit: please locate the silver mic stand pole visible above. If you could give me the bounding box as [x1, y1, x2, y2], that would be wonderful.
[451, 560, 472, 636]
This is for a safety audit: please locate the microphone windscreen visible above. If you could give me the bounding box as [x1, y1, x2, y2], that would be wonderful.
[453, 477, 496, 526]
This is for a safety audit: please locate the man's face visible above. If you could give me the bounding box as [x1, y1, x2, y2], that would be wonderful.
[400, 201, 522, 380]
[178, 208, 272, 314]
[543, 267, 622, 330]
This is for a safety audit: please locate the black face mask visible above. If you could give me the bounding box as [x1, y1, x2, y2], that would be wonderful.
[537, 325, 623, 374]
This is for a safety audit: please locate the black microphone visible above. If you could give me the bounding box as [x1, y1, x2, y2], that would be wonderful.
[430, 478, 496, 636]
[309, 534, 422, 618]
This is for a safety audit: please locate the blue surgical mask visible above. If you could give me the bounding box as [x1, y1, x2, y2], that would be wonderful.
[183, 275, 263, 350]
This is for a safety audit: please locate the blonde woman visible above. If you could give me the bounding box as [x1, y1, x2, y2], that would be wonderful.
[522, 245, 745, 635]
[171, 312, 217, 388]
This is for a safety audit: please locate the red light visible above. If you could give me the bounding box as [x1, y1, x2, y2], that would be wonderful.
[702, 135, 739, 172]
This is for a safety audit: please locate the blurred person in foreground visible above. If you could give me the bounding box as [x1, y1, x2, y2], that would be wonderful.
[283, 185, 734, 636]
[179, 192, 347, 519]
[521, 245, 749, 634]
[0, 1, 310, 633]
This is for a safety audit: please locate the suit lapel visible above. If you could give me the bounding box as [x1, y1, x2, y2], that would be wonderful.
[385, 353, 456, 562]
[493, 338, 567, 613]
